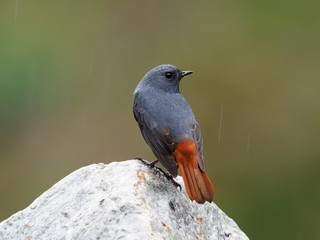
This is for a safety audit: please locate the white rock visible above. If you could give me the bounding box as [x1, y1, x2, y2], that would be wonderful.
[0, 160, 249, 240]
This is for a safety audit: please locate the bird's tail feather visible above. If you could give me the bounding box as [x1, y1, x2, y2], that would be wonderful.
[177, 159, 214, 203]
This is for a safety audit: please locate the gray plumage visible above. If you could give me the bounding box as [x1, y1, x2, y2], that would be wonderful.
[133, 64, 204, 177]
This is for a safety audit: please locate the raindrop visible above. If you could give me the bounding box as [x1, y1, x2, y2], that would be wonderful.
[218, 104, 223, 142]
[89, 52, 94, 76]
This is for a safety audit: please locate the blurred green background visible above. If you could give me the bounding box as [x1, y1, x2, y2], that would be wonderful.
[1, 1, 319, 239]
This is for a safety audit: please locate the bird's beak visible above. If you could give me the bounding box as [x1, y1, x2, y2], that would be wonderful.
[181, 71, 193, 78]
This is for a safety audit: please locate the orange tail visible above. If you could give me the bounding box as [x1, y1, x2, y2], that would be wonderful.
[174, 140, 214, 204]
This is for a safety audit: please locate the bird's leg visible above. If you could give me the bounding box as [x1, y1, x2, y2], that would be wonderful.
[153, 167, 182, 190]
[134, 157, 181, 190]
[134, 157, 159, 167]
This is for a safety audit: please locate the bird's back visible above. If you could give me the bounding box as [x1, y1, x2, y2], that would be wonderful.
[134, 88, 196, 142]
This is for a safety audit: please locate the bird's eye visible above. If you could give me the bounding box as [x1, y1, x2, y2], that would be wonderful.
[165, 72, 174, 79]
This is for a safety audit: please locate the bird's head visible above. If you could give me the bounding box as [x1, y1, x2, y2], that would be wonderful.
[134, 64, 193, 94]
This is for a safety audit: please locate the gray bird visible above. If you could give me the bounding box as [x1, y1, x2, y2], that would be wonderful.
[133, 64, 214, 203]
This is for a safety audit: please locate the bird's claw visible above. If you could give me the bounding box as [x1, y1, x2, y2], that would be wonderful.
[134, 157, 182, 190]
[134, 157, 158, 167]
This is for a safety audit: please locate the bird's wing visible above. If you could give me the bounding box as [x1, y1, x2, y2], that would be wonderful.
[189, 121, 205, 172]
[133, 100, 178, 177]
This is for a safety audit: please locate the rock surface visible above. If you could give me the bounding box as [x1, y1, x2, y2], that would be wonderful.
[0, 160, 249, 240]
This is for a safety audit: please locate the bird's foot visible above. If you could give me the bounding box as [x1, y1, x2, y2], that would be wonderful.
[134, 157, 181, 190]
[154, 167, 182, 190]
[134, 157, 158, 167]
